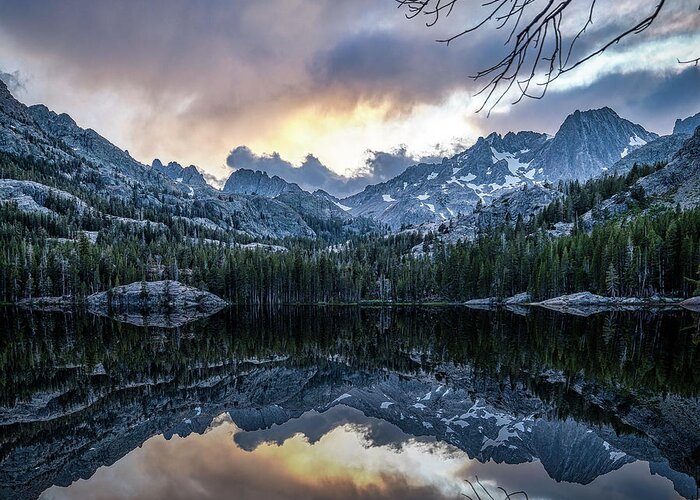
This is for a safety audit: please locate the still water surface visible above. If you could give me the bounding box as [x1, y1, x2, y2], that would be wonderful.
[0, 306, 698, 499]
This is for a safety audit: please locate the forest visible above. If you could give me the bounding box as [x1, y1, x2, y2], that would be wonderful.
[1, 153, 700, 304]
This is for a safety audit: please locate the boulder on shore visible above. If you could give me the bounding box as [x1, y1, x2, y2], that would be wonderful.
[464, 297, 498, 310]
[539, 292, 612, 308]
[680, 296, 700, 312]
[504, 292, 531, 305]
[537, 292, 682, 316]
[87, 280, 227, 327]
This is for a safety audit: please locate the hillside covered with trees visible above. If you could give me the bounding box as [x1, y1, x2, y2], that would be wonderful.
[1, 152, 700, 304]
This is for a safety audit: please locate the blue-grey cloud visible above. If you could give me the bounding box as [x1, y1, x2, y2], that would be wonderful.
[485, 66, 700, 136]
[226, 145, 446, 198]
[0, 69, 26, 94]
[0, 0, 697, 180]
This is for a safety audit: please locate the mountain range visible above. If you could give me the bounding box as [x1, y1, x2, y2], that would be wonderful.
[0, 77, 697, 239]
[338, 107, 668, 229]
[0, 79, 379, 240]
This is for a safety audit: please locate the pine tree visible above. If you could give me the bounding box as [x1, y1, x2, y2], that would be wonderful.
[606, 263, 620, 297]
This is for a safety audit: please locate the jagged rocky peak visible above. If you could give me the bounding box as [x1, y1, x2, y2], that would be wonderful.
[673, 111, 700, 136]
[531, 107, 658, 181]
[223, 168, 303, 197]
[151, 158, 208, 187]
[0, 78, 19, 107]
[27, 104, 78, 130]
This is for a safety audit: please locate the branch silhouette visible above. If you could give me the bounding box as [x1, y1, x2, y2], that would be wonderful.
[396, 0, 698, 114]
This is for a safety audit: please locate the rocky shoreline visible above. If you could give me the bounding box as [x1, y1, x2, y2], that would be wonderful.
[465, 291, 692, 316]
[17, 281, 228, 327]
[87, 280, 227, 327]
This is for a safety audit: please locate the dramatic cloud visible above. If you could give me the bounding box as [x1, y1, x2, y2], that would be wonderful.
[42, 408, 682, 500]
[226, 146, 354, 196]
[225, 144, 456, 197]
[0, 0, 697, 183]
[0, 69, 25, 94]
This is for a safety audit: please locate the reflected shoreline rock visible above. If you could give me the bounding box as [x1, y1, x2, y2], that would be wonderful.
[86, 280, 228, 327]
[465, 291, 685, 317]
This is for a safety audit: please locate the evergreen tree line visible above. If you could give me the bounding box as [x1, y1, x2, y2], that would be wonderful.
[2, 200, 700, 304]
[1, 154, 699, 304]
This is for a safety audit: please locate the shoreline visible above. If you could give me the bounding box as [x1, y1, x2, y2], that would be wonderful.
[4, 299, 697, 309]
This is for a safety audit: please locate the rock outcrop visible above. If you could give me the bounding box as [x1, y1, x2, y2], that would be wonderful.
[537, 292, 681, 316]
[87, 280, 227, 327]
[680, 296, 700, 312]
[152, 159, 208, 187]
[673, 111, 700, 136]
[223, 169, 303, 198]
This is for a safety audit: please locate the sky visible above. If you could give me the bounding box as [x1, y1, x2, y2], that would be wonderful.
[0, 0, 698, 196]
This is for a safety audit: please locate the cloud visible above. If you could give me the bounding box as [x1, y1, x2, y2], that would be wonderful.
[201, 171, 228, 190]
[0, 69, 26, 93]
[309, 30, 478, 112]
[225, 144, 451, 198]
[0, 0, 697, 183]
[226, 146, 352, 196]
[361, 146, 421, 182]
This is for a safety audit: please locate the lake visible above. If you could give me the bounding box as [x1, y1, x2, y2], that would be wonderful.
[0, 306, 698, 499]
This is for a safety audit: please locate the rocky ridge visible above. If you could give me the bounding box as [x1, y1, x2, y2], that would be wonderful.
[340, 108, 657, 229]
[0, 80, 372, 240]
[152, 159, 208, 187]
[673, 111, 700, 135]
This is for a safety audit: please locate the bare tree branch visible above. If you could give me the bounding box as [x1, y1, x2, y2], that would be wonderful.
[396, 0, 698, 114]
[678, 57, 700, 66]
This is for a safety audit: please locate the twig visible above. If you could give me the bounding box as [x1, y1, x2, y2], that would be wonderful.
[678, 57, 700, 66]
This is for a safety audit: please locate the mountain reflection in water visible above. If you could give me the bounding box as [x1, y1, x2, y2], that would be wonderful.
[0, 306, 698, 499]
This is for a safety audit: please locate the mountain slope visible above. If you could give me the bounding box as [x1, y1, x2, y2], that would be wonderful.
[563, 129, 700, 232]
[673, 111, 700, 135]
[412, 183, 563, 246]
[633, 127, 700, 208]
[610, 133, 689, 175]
[341, 132, 549, 229]
[0, 83, 75, 162]
[0, 81, 373, 239]
[530, 107, 657, 181]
